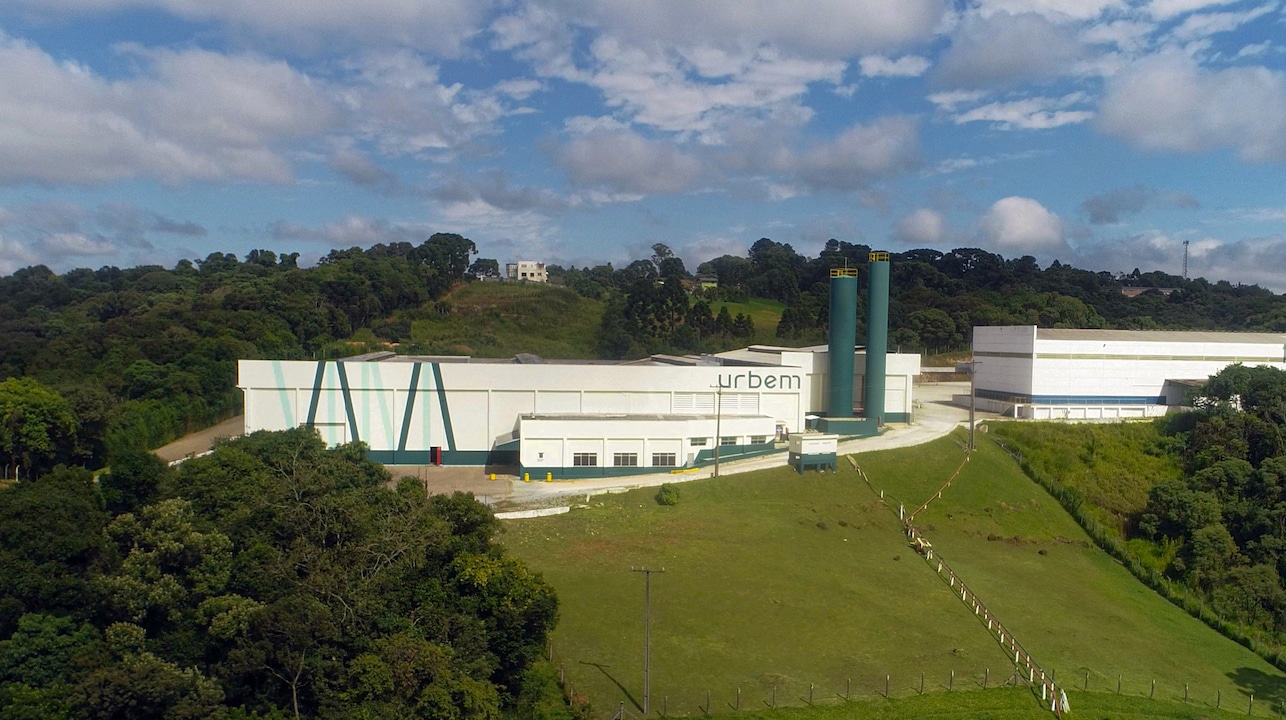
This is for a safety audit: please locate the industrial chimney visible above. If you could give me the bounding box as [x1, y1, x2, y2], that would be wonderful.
[864, 251, 890, 425]
[826, 266, 859, 418]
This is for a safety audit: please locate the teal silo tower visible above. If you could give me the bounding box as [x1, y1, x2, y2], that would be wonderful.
[826, 267, 859, 417]
[864, 252, 890, 424]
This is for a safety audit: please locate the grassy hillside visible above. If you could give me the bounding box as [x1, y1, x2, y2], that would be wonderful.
[502, 432, 1283, 718]
[710, 297, 788, 345]
[987, 420, 1182, 534]
[407, 282, 606, 358]
[866, 432, 1283, 703]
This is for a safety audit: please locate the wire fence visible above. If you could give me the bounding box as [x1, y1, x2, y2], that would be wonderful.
[551, 445, 1284, 718]
[558, 664, 1281, 719]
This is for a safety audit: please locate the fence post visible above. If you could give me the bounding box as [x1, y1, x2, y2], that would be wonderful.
[1117, 675, 1121, 695]
[1150, 679, 1155, 699]
[736, 686, 741, 710]
[985, 668, 989, 690]
[1084, 670, 1089, 692]
[920, 673, 924, 695]
[1249, 694, 1254, 716]
[1184, 683, 1188, 703]
[949, 669, 954, 691]
[886, 674, 890, 699]
[1218, 689, 1222, 709]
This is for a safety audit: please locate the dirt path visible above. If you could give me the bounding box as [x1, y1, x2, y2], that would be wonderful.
[153, 416, 244, 464]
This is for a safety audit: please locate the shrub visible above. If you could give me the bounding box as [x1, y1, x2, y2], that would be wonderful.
[655, 483, 680, 506]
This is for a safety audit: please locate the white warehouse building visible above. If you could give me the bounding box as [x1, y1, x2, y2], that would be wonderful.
[238, 345, 920, 478]
[965, 326, 1286, 420]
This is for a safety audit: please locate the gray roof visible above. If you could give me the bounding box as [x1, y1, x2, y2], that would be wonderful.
[520, 413, 774, 422]
[1036, 328, 1286, 344]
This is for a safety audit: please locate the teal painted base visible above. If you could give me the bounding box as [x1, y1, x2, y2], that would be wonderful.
[790, 451, 837, 474]
[370, 449, 519, 466]
[816, 417, 880, 437]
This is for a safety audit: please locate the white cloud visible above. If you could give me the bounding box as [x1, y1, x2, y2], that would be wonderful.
[0, 34, 333, 185]
[342, 50, 510, 156]
[1081, 20, 1159, 53]
[542, 0, 949, 58]
[895, 208, 946, 245]
[270, 215, 435, 247]
[935, 12, 1086, 89]
[981, 196, 1066, 251]
[556, 129, 702, 194]
[43, 232, 116, 256]
[1097, 52, 1286, 163]
[1147, 0, 1242, 20]
[0, 233, 39, 275]
[9, 0, 496, 56]
[778, 117, 921, 192]
[974, 0, 1126, 21]
[952, 93, 1094, 129]
[1169, 3, 1278, 43]
[927, 90, 990, 111]
[859, 55, 932, 78]
[580, 37, 843, 137]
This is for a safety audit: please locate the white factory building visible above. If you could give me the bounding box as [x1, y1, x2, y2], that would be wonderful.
[238, 345, 920, 478]
[964, 326, 1286, 420]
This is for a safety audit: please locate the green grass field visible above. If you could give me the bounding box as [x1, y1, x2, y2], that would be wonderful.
[409, 282, 605, 358]
[502, 430, 1285, 718]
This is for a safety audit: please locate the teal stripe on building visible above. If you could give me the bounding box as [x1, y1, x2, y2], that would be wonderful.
[335, 362, 360, 444]
[431, 363, 456, 451]
[398, 364, 422, 452]
[305, 360, 326, 427]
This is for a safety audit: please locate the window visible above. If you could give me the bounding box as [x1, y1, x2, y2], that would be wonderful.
[613, 453, 639, 467]
[652, 453, 677, 467]
[720, 436, 738, 446]
[689, 437, 708, 447]
[750, 435, 767, 445]
[572, 452, 597, 467]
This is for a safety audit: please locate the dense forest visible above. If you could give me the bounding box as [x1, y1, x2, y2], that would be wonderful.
[4, 234, 1286, 476]
[0, 429, 563, 719]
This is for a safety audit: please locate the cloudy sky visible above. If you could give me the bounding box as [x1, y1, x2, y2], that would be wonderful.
[1, 1, 1284, 288]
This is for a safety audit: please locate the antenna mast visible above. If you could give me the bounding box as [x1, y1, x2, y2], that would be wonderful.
[1183, 240, 1189, 280]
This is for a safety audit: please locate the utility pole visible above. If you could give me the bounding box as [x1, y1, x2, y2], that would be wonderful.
[969, 360, 978, 451]
[631, 567, 664, 715]
[711, 381, 723, 478]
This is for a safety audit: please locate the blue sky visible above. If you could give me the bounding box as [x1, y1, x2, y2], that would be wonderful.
[1, 1, 1284, 288]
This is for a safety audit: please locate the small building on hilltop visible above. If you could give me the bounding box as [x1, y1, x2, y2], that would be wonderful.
[962, 326, 1286, 420]
[506, 260, 547, 283]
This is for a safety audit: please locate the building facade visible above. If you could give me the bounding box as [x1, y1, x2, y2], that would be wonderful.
[505, 261, 547, 283]
[965, 326, 1286, 419]
[238, 345, 920, 478]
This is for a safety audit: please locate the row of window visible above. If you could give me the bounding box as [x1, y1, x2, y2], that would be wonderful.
[568, 437, 771, 468]
[689, 436, 768, 447]
[572, 452, 678, 468]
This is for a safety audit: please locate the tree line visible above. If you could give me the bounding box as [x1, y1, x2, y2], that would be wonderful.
[6, 233, 1286, 476]
[0, 234, 480, 476]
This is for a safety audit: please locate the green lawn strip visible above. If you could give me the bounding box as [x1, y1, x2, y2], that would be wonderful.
[865, 433, 1286, 704]
[503, 466, 1012, 716]
[729, 686, 1270, 719]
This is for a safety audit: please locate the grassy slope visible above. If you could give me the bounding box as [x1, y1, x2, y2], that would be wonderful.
[987, 420, 1181, 532]
[409, 282, 605, 358]
[863, 431, 1285, 704]
[504, 465, 1007, 716]
[503, 432, 1282, 718]
[710, 298, 788, 346]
